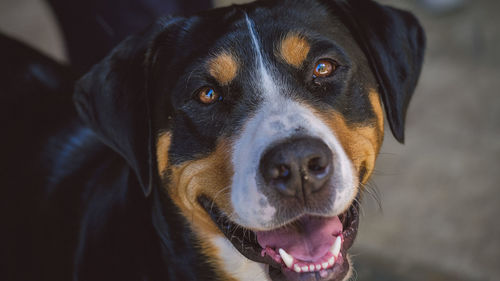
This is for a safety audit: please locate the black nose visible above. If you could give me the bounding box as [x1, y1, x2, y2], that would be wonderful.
[259, 137, 333, 198]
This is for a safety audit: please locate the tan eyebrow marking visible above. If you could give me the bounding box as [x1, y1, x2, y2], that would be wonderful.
[207, 52, 239, 85]
[278, 32, 311, 68]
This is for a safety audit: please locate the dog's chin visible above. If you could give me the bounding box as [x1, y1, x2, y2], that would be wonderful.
[198, 196, 359, 281]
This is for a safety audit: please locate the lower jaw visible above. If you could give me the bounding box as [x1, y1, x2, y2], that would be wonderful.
[198, 197, 359, 281]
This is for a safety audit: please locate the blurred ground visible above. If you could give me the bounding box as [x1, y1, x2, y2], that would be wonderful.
[353, 1, 500, 280]
[1, 0, 499, 280]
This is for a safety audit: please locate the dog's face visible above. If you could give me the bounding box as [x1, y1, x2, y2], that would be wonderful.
[75, 0, 425, 280]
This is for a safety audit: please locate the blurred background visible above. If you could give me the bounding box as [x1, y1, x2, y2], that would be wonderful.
[0, 0, 498, 280]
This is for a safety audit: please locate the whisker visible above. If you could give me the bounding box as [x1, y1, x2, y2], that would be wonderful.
[209, 186, 231, 213]
[353, 197, 366, 217]
[361, 180, 383, 213]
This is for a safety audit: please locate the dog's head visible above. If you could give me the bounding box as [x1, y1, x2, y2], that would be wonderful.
[75, 0, 425, 280]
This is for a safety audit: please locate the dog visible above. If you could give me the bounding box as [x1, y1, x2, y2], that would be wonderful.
[0, 0, 425, 280]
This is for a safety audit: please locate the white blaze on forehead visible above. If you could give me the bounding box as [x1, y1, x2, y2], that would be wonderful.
[230, 15, 357, 229]
[230, 14, 278, 227]
[244, 14, 278, 99]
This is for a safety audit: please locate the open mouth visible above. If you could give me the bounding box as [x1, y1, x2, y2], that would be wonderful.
[198, 196, 359, 281]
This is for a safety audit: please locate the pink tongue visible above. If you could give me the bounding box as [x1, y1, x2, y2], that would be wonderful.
[256, 216, 342, 262]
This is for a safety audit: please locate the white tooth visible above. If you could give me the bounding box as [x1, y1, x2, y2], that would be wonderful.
[331, 236, 341, 257]
[309, 265, 315, 271]
[278, 248, 294, 268]
[322, 262, 329, 269]
[328, 256, 335, 266]
[294, 264, 302, 273]
[315, 264, 322, 270]
[301, 266, 309, 272]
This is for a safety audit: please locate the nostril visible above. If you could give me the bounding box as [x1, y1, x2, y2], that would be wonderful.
[307, 156, 328, 173]
[269, 164, 291, 181]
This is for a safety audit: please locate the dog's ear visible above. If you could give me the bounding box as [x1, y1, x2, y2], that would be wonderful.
[332, 0, 426, 143]
[74, 17, 184, 197]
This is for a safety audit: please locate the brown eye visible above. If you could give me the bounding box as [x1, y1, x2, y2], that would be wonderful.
[313, 59, 336, 78]
[198, 87, 222, 104]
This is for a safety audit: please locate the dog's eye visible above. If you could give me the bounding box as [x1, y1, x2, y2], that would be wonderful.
[197, 87, 222, 104]
[313, 59, 336, 78]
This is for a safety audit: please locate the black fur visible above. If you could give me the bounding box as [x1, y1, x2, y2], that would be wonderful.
[1, 1, 425, 280]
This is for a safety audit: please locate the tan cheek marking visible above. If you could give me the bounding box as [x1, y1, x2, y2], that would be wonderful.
[279, 33, 311, 68]
[311, 89, 384, 185]
[208, 52, 238, 85]
[156, 131, 171, 176]
[168, 140, 233, 235]
[163, 139, 236, 280]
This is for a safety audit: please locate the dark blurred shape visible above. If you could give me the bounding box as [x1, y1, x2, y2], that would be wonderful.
[47, 0, 213, 74]
[0, 33, 77, 281]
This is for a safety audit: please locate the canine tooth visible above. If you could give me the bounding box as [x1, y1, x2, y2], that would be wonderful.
[315, 264, 322, 270]
[322, 262, 329, 269]
[331, 236, 341, 257]
[328, 256, 335, 266]
[278, 248, 294, 268]
[309, 265, 315, 271]
[294, 264, 302, 273]
[301, 266, 309, 272]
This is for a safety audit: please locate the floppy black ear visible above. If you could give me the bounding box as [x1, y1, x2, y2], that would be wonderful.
[74, 17, 184, 197]
[332, 0, 426, 143]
